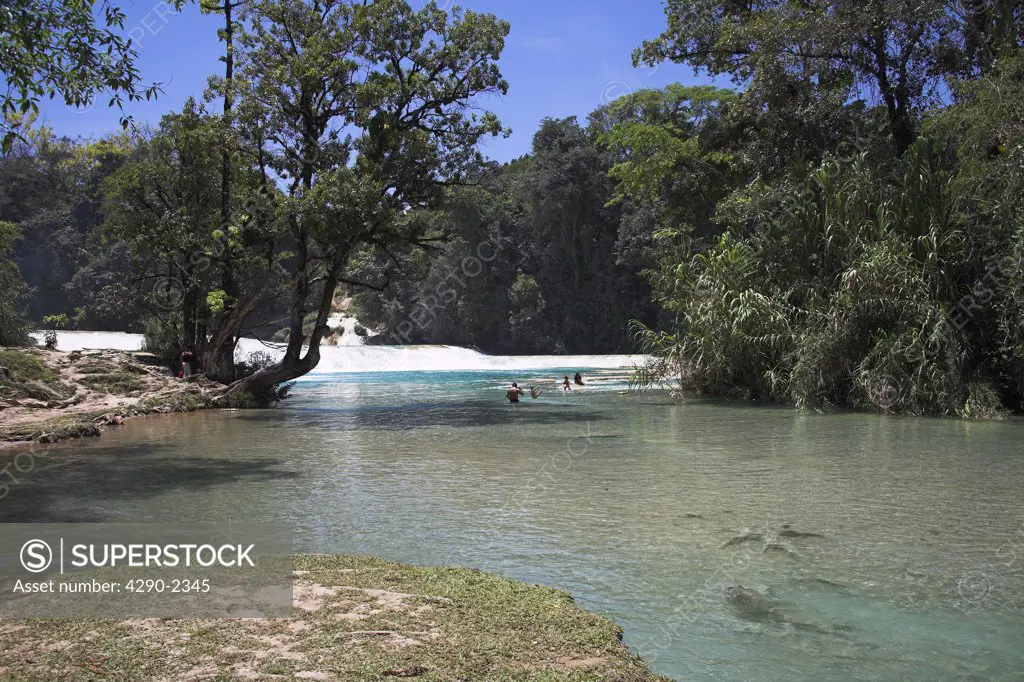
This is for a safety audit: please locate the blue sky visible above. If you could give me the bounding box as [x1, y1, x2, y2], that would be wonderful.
[35, 0, 720, 163]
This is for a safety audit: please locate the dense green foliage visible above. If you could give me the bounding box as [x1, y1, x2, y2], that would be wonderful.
[355, 116, 658, 353]
[0, 123, 143, 332]
[0, 221, 32, 345]
[625, 3, 1024, 417]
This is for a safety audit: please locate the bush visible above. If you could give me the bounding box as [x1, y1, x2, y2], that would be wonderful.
[40, 313, 70, 349]
[0, 349, 76, 401]
[633, 145, 1011, 418]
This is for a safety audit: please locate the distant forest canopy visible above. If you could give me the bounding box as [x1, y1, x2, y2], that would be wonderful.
[0, 109, 662, 355]
[2, 0, 1024, 416]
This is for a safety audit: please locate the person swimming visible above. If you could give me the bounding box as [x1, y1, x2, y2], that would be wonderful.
[530, 386, 541, 399]
[507, 382, 525, 403]
[562, 375, 571, 391]
[574, 372, 584, 386]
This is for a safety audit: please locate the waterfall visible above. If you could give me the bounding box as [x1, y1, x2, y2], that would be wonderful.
[30, 331, 643, 376]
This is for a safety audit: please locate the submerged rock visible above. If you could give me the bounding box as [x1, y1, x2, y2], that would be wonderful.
[778, 529, 824, 539]
[762, 542, 799, 558]
[725, 585, 851, 635]
[722, 532, 763, 548]
[725, 586, 782, 617]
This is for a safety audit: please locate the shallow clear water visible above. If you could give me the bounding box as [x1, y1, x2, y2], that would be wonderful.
[4, 368, 1023, 681]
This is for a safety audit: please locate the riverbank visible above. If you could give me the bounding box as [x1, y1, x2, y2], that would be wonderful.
[0, 347, 219, 447]
[0, 554, 669, 681]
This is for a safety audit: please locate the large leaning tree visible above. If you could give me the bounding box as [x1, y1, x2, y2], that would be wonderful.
[225, 0, 508, 393]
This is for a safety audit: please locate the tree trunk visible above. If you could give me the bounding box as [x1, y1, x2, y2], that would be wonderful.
[203, 0, 242, 383]
[221, 249, 346, 396]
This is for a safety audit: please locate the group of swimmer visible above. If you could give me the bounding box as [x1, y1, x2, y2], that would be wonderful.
[506, 372, 584, 403]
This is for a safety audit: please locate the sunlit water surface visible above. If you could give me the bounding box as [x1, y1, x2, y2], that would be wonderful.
[4, 367, 1023, 680]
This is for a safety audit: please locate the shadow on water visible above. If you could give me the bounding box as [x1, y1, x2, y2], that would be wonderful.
[0, 441, 297, 523]
[241, 400, 611, 432]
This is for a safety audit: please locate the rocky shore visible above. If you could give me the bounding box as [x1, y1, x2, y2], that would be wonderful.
[0, 347, 220, 447]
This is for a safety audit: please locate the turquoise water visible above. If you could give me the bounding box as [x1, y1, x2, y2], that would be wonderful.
[4, 367, 1024, 680]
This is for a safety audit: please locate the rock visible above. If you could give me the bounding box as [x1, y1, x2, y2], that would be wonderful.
[722, 532, 763, 548]
[52, 395, 81, 409]
[129, 352, 163, 366]
[16, 398, 49, 409]
[0, 366, 9, 380]
[778, 529, 824, 539]
[725, 585, 850, 634]
[725, 586, 782, 618]
[684, 513, 704, 519]
[762, 542, 799, 558]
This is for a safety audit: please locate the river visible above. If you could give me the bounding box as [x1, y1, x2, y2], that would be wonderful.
[4, 336, 1023, 680]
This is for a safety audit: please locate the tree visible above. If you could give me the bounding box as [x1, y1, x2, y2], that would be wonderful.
[0, 0, 184, 151]
[0, 220, 31, 346]
[228, 0, 509, 392]
[596, 84, 742, 242]
[624, 6, 1024, 417]
[352, 113, 660, 355]
[634, 0, 1022, 155]
[103, 98, 279, 365]
[103, 101, 219, 357]
[0, 118, 136, 327]
[199, 0, 250, 382]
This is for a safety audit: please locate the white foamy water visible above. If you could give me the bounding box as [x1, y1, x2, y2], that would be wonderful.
[31, 330, 146, 352]
[31, 331, 643, 375]
[325, 312, 378, 346]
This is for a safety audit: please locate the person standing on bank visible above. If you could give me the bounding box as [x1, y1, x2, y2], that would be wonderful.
[181, 349, 195, 379]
